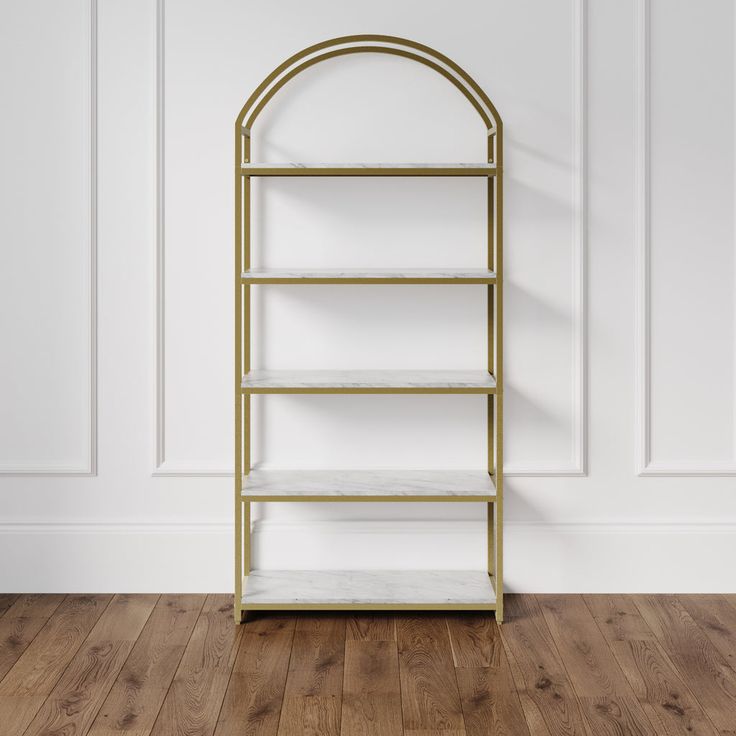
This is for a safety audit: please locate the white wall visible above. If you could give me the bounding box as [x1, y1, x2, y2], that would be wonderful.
[1, 0, 735, 593]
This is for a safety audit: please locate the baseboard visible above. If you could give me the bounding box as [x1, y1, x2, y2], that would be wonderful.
[0, 521, 232, 593]
[1, 519, 735, 593]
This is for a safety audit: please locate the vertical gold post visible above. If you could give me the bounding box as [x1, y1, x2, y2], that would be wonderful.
[487, 132, 496, 586]
[244, 499, 251, 576]
[234, 125, 243, 621]
[487, 398, 495, 577]
[493, 124, 504, 623]
[243, 395, 251, 580]
[241, 134, 253, 619]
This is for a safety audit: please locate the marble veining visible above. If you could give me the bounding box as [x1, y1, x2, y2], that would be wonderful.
[243, 469, 494, 497]
[242, 570, 496, 605]
[242, 268, 496, 280]
[241, 369, 496, 389]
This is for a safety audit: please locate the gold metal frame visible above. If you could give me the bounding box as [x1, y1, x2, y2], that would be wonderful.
[234, 35, 503, 621]
[242, 388, 496, 395]
[242, 277, 497, 285]
[242, 496, 496, 503]
[241, 165, 496, 176]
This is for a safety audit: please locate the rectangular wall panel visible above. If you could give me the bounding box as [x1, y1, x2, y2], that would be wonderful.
[159, 0, 586, 476]
[640, 0, 736, 473]
[0, 0, 95, 474]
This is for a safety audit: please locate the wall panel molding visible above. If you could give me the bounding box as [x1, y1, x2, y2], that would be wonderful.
[635, 0, 736, 476]
[154, 0, 166, 474]
[152, 0, 230, 476]
[634, 0, 650, 475]
[505, 0, 588, 476]
[0, 0, 98, 477]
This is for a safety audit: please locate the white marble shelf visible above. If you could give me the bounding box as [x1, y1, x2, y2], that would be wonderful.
[242, 570, 496, 607]
[241, 163, 497, 176]
[242, 469, 495, 501]
[242, 268, 496, 284]
[241, 369, 496, 393]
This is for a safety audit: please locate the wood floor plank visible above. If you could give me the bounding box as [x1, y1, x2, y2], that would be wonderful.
[214, 614, 296, 736]
[578, 696, 664, 736]
[89, 594, 204, 736]
[537, 595, 635, 695]
[447, 615, 530, 736]
[0, 594, 65, 683]
[397, 615, 464, 733]
[150, 594, 241, 736]
[0, 593, 111, 735]
[498, 595, 589, 736]
[584, 595, 656, 642]
[1, 595, 734, 736]
[635, 595, 736, 733]
[456, 666, 530, 736]
[538, 595, 657, 735]
[346, 614, 395, 642]
[23, 594, 158, 736]
[678, 595, 736, 674]
[343, 612, 401, 734]
[446, 614, 497, 668]
[585, 595, 719, 736]
[277, 615, 345, 736]
[341, 638, 402, 736]
[0, 595, 19, 619]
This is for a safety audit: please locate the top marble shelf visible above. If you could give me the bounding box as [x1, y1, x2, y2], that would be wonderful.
[241, 163, 497, 176]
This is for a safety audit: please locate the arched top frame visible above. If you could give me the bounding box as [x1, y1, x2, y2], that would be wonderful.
[235, 34, 502, 163]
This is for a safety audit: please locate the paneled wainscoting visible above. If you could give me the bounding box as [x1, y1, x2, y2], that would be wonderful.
[0, 593, 735, 735]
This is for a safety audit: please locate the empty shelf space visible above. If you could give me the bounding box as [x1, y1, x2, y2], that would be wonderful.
[242, 268, 496, 284]
[241, 369, 496, 393]
[241, 163, 497, 176]
[242, 469, 496, 501]
[241, 570, 496, 609]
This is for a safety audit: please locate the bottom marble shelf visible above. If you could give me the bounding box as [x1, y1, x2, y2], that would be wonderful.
[241, 569, 496, 610]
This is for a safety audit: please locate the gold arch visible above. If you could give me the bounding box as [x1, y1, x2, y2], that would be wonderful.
[235, 34, 502, 138]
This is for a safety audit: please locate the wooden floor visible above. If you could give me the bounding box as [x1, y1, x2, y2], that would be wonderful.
[1, 595, 735, 735]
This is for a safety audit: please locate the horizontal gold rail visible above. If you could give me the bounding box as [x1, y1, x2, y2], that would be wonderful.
[241, 276, 497, 285]
[241, 164, 497, 177]
[239, 602, 497, 611]
[241, 387, 497, 394]
[242, 494, 497, 503]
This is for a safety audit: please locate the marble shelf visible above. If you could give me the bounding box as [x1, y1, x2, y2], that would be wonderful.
[241, 268, 496, 284]
[241, 369, 496, 393]
[241, 163, 497, 177]
[242, 469, 495, 501]
[241, 570, 496, 608]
